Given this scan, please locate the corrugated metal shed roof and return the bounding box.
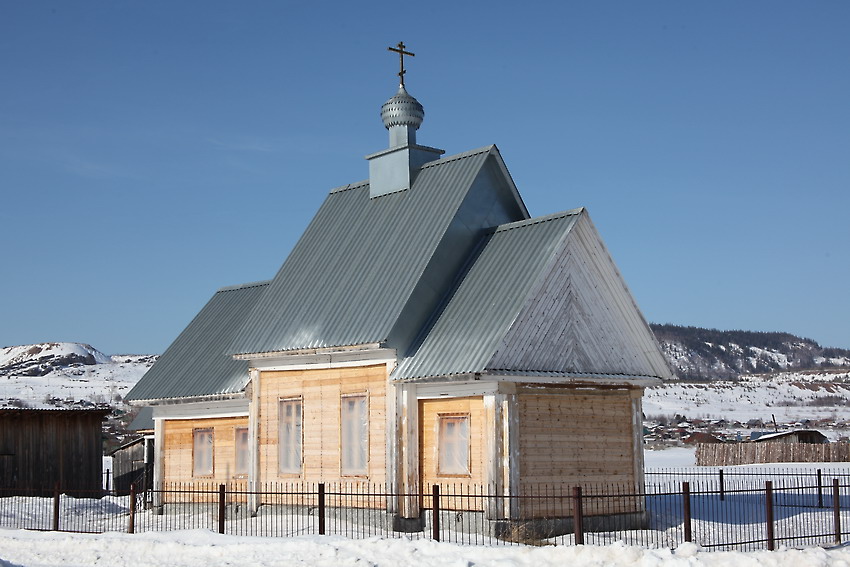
[125,281,269,403]
[228,146,522,357]
[393,210,582,380]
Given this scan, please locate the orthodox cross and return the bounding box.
[388,42,415,87]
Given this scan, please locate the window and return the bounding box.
[438,415,470,476]
[340,394,368,475]
[234,427,250,476]
[193,429,214,476]
[279,398,302,474]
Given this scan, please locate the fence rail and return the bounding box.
[1,475,849,551]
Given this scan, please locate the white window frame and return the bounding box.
[234,426,250,477]
[340,393,368,476]
[192,428,214,477]
[278,397,302,475]
[437,414,471,477]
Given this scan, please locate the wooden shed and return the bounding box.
[0,408,108,496]
[754,429,829,444]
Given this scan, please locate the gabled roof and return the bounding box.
[393,209,673,381]
[227,145,527,357]
[125,281,269,403]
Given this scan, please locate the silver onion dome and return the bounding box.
[380,85,424,130]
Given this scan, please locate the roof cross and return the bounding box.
[387,42,415,87]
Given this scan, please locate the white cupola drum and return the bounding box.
[366,42,444,198]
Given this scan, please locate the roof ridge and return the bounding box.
[493,207,584,233]
[329,180,369,194]
[216,280,272,293]
[420,145,495,169]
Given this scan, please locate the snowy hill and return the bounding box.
[0,342,156,409]
[651,324,850,381]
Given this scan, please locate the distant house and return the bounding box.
[753,430,829,444]
[0,408,108,495]
[684,432,722,444]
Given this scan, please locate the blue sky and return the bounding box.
[1,1,848,355]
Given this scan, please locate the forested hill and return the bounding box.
[650,324,850,381]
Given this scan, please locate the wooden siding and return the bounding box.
[419,396,485,510]
[0,410,105,495]
[517,387,641,517]
[489,212,671,379]
[161,415,249,501]
[257,364,388,487]
[697,441,850,466]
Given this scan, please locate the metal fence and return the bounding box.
[1,475,849,551]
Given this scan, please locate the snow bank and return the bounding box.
[0,529,848,567]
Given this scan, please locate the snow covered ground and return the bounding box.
[0,528,849,567]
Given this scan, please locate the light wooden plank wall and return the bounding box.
[517,387,640,517]
[419,396,486,511]
[161,416,249,502]
[258,364,388,488]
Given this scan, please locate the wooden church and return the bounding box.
[126,44,673,527]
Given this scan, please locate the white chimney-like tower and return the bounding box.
[366,46,444,198]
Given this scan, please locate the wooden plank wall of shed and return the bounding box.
[517,386,641,517]
[258,364,388,492]
[161,416,248,502]
[0,411,103,495]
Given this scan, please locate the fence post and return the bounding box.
[218,484,226,534]
[318,483,326,535]
[682,482,692,543]
[817,469,823,508]
[432,485,440,542]
[572,486,584,545]
[719,469,725,502]
[834,478,842,545]
[765,481,775,551]
[52,483,61,532]
[105,469,111,492]
[128,483,136,534]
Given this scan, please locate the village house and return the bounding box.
[126,46,673,528]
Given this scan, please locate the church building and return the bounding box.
[126,44,673,527]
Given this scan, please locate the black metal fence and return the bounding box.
[2,475,849,551]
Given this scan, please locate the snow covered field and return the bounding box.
[1,528,849,567]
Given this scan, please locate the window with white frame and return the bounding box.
[193,429,214,477]
[234,427,249,476]
[279,398,302,474]
[340,394,368,475]
[438,415,470,476]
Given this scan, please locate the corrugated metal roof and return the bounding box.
[228,146,526,357]
[125,281,270,403]
[393,210,582,380]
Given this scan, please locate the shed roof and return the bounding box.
[125,280,269,403]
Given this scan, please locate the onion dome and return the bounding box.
[380,85,424,130]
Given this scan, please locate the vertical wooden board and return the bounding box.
[516,388,640,517]
[256,363,388,489]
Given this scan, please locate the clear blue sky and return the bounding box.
[2,1,848,355]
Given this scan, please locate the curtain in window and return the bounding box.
[438,416,470,475]
[234,427,249,475]
[193,429,214,476]
[341,395,368,475]
[279,399,302,473]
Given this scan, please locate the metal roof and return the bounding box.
[393,210,582,380]
[125,281,270,403]
[228,145,527,357]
